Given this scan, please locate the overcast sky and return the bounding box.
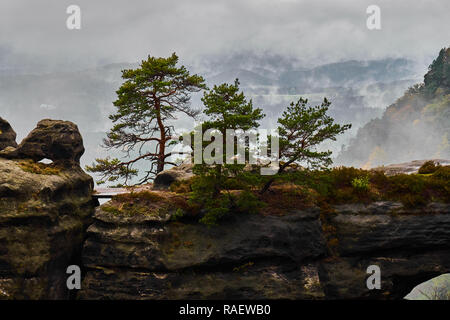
[0,0,449,71]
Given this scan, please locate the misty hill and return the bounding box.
[336,47,450,168]
[208,68,276,87]
[279,58,415,91]
[205,55,418,91]
[0,54,421,171]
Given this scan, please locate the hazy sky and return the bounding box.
[0,0,449,71]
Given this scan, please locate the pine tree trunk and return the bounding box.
[155,99,166,173]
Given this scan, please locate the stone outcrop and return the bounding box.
[319,202,450,299]
[79,206,327,299]
[79,200,450,300]
[0,119,85,166]
[0,117,17,151]
[153,163,194,190]
[0,158,96,299]
[0,118,95,299]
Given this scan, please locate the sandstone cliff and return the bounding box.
[79,196,450,299]
[0,119,96,299]
[79,200,326,299]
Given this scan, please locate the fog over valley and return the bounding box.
[0,0,448,176]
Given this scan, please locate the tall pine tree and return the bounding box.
[86,53,206,186]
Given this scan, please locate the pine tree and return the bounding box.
[86,53,206,186]
[260,97,351,194]
[191,79,265,225]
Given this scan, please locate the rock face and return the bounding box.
[0,119,85,166]
[0,158,96,299]
[319,202,450,299]
[0,118,95,299]
[0,117,17,150]
[79,207,327,299]
[79,200,450,300]
[153,163,194,190]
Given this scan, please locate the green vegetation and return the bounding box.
[351,175,370,192]
[169,178,194,193]
[260,97,351,193]
[102,190,200,219]
[337,47,450,167]
[172,166,449,214]
[97,165,449,228]
[186,81,350,224]
[190,79,265,225]
[423,48,450,98]
[89,49,450,227]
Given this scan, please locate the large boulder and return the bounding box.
[0,117,17,150]
[404,273,450,300]
[0,157,96,299]
[153,163,194,190]
[78,197,450,300]
[0,119,85,166]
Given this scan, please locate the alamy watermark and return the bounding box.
[366,265,381,290]
[171,125,280,175]
[66,5,81,30]
[366,5,381,30]
[66,265,81,290]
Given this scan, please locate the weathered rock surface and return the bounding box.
[79,207,327,299]
[319,202,450,299]
[79,200,450,300]
[79,263,324,299]
[0,119,85,166]
[0,157,96,299]
[319,250,450,299]
[404,273,450,300]
[153,163,194,190]
[0,117,17,151]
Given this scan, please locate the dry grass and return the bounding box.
[18,159,61,175]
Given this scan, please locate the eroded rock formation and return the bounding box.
[0,118,95,299]
[79,206,327,299]
[0,158,96,299]
[0,119,85,166]
[0,117,18,151]
[79,200,450,300]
